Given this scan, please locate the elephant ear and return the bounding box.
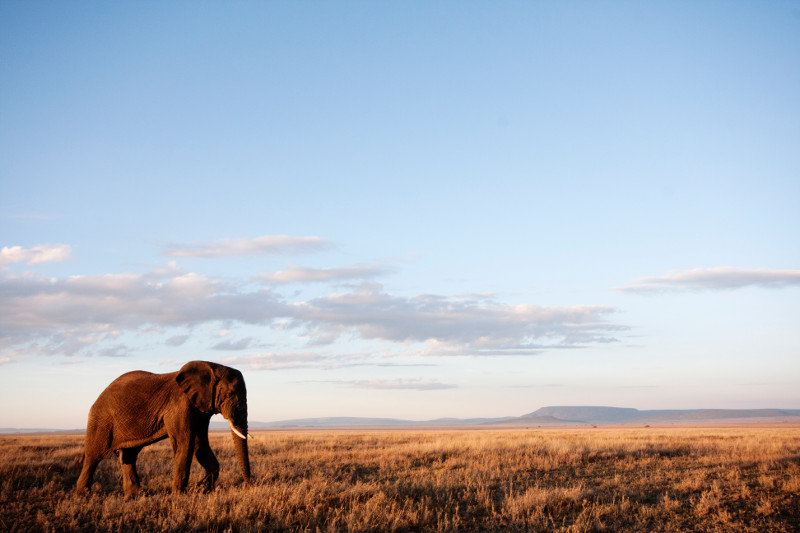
[176,361,216,413]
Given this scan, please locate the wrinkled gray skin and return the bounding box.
[76,361,251,497]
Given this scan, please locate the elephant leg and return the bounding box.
[119,447,143,498]
[193,435,220,492]
[171,437,194,493]
[76,451,103,494]
[77,419,111,494]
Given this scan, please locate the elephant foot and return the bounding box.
[195,472,217,493]
[123,485,142,499]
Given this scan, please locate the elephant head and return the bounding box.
[175,361,251,483]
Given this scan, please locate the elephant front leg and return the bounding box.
[76,453,102,494]
[171,438,194,493]
[118,447,143,498]
[77,425,110,494]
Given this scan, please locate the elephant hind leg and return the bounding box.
[119,446,143,498]
[194,437,220,492]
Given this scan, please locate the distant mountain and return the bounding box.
[511,406,800,426]
[624,409,800,425]
[490,415,587,427]
[0,428,83,434]
[225,408,800,429]
[523,406,654,424]
[210,416,515,429]
[7,407,800,433]
[252,417,418,428]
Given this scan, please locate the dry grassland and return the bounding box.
[2,426,799,532]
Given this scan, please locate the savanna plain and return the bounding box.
[2,426,799,532]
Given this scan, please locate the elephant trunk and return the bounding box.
[225,408,251,484]
[232,427,251,484]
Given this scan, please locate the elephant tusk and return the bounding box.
[228,420,247,440]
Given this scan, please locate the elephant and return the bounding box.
[76,361,251,497]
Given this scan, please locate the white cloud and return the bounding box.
[260,263,393,284]
[0,267,288,356]
[96,345,133,358]
[0,244,73,265]
[163,235,332,258]
[213,337,255,351]
[165,335,190,346]
[288,285,623,353]
[618,267,800,293]
[1,265,625,358]
[222,351,436,371]
[221,352,337,371]
[339,378,456,391]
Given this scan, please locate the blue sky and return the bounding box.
[1,2,799,428]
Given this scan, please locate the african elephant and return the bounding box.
[76,361,251,497]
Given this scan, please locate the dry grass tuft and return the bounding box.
[2,427,799,531]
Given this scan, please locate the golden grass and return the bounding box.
[2,426,799,531]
